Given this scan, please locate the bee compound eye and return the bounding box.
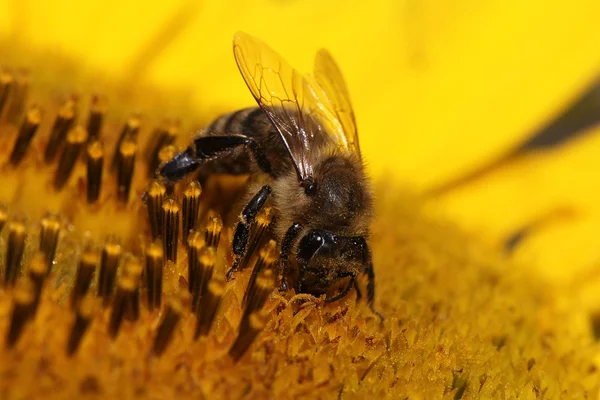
[297,231,324,262]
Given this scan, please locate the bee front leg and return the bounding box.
[357,239,383,321]
[280,222,303,291]
[364,256,384,322]
[226,184,272,280]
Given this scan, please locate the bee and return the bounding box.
[159,32,377,312]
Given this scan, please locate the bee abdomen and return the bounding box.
[206,108,259,136]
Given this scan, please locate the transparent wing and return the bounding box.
[313,49,361,158]
[233,32,338,181]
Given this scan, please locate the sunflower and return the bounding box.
[0,0,599,398]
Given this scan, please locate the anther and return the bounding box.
[5,219,27,288]
[243,240,278,308]
[182,181,202,244]
[86,95,106,141]
[146,120,179,176]
[116,139,137,203]
[152,293,188,357]
[194,277,225,339]
[205,212,223,249]
[71,249,99,310]
[111,116,140,171]
[146,180,166,240]
[54,125,88,190]
[109,271,139,339]
[122,257,143,321]
[44,98,77,163]
[0,72,14,117]
[9,105,41,166]
[27,252,48,315]
[239,207,273,270]
[186,230,205,293]
[157,145,176,169]
[86,140,104,204]
[191,247,216,315]
[228,311,268,362]
[243,268,275,318]
[5,69,29,124]
[98,237,121,306]
[67,295,96,356]
[6,278,36,348]
[39,212,61,272]
[0,204,7,233]
[161,197,180,262]
[145,241,164,312]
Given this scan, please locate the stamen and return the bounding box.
[111,116,140,171]
[9,105,42,166]
[191,247,216,315]
[66,295,96,356]
[5,219,27,288]
[205,212,223,249]
[39,212,61,272]
[243,268,275,317]
[5,69,30,124]
[0,203,7,233]
[161,196,180,262]
[145,241,164,312]
[54,125,88,190]
[146,180,166,240]
[6,278,36,348]
[71,249,99,310]
[238,207,273,270]
[122,257,143,322]
[152,293,188,357]
[0,72,14,118]
[86,95,106,141]
[86,140,104,204]
[228,311,268,362]
[243,240,277,308]
[98,237,121,306]
[146,120,179,177]
[194,276,225,339]
[182,181,202,243]
[27,251,48,315]
[44,98,77,163]
[157,145,176,168]
[116,139,137,203]
[108,259,141,339]
[186,230,205,293]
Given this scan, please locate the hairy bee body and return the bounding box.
[158,32,379,311]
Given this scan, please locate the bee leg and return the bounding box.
[279,222,303,291]
[158,147,202,183]
[364,259,384,322]
[324,272,356,303]
[193,135,273,175]
[226,184,272,280]
[156,135,273,188]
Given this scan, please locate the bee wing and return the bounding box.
[233,32,337,181]
[312,49,361,158]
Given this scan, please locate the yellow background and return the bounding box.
[2,0,600,282]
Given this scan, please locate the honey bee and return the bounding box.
[159,32,377,312]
